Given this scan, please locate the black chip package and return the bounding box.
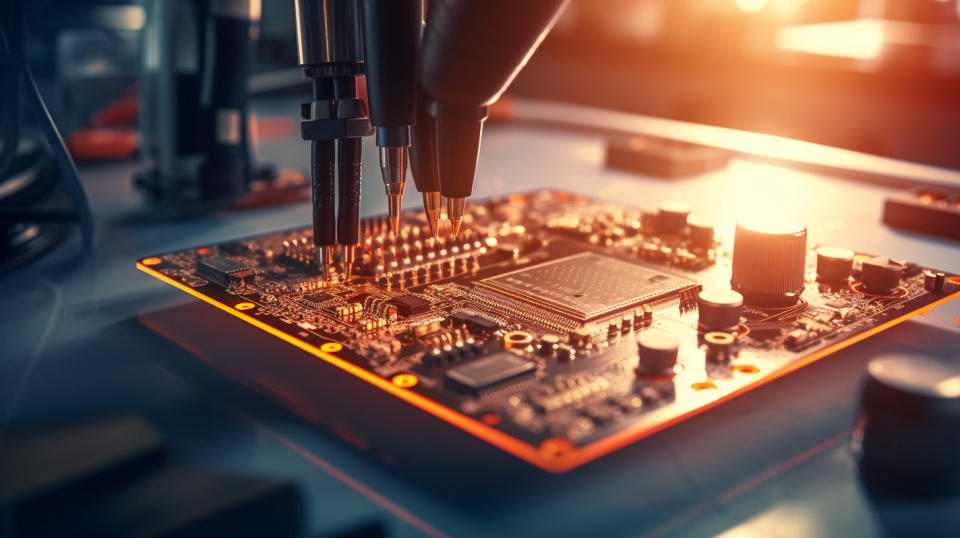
[390,294,430,316]
[445,352,536,394]
[196,255,254,286]
[302,292,334,308]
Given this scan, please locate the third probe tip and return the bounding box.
[447,196,465,239]
[422,191,441,240]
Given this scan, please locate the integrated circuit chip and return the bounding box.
[478,252,695,321]
[301,292,334,308]
[196,255,254,287]
[390,294,430,317]
[445,352,536,394]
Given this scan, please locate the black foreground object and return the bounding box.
[854,356,960,497]
[1,414,304,538]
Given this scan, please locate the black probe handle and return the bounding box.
[311,139,337,247]
[360,0,421,132]
[337,137,363,246]
[409,87,441,194]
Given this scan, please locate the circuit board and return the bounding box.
[137,190,960,472]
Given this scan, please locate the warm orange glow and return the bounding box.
[142,257,163,266]
[138,261,960,473]
[320,342,343,353]
[391,374,418,388]
[736,0,767,14]
[197,247,211,255]
[504,330,534,349]
[734,364,761,374]
[234,302,256,310]
[691,381,719,391]
[539,438,575,460]
[777,20,885,61]
[481,413,501,426]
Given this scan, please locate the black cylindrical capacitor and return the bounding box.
[698,289,744,331]
[855,356,960,496]
[816,246,855,283]
[924,270,947,292]
[861,257,904,294]
[636,329,679,376]
[687,215,715,249]
[656,201,691,235]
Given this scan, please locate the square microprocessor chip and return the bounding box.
[445,352,536,394]
[478,252,694,321]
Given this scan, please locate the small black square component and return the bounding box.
[301,292,334,308]
[196,255,254,286]
[445,353,536,394]
[390,294,430,316]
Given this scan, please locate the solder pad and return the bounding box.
[478,252,695,321]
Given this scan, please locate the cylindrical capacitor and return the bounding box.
[924,270,946,292]
[697,289,744,331]
[636,329,679,376]
[816,246,855,284]
[861,257,904,295]
[855,355,960,495]
[687,215,715,249]
[539,333,560,355]
[731,221,807,307]
[656,201,691,235]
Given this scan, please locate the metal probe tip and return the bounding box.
[447,196,466,239]
[315,246,334,280]
[342,244,357,281]
[387,195,402,237]
[380,146,407,237]
[422,191,441,239]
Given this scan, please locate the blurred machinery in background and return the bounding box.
[134,0,263,213]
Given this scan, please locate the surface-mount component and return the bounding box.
[390,294,431,316]
[656,201,691,234]
[196,255,254,287]
[445,353,536,395]
[731,221,807,306]
[687,216,715,249]
[479,252,695,322]
[861,257,904,295]
[816,246,854,284]
[697,289,744,331]
[636,329,679,375]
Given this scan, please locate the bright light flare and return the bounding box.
[777,20,885,60]
[736,0,768,13]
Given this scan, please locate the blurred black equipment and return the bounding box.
[294,0,372,280]
[0,0,93,275]
[360,0,421,237]
[418,0,569,237]
[135,0,264,214]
